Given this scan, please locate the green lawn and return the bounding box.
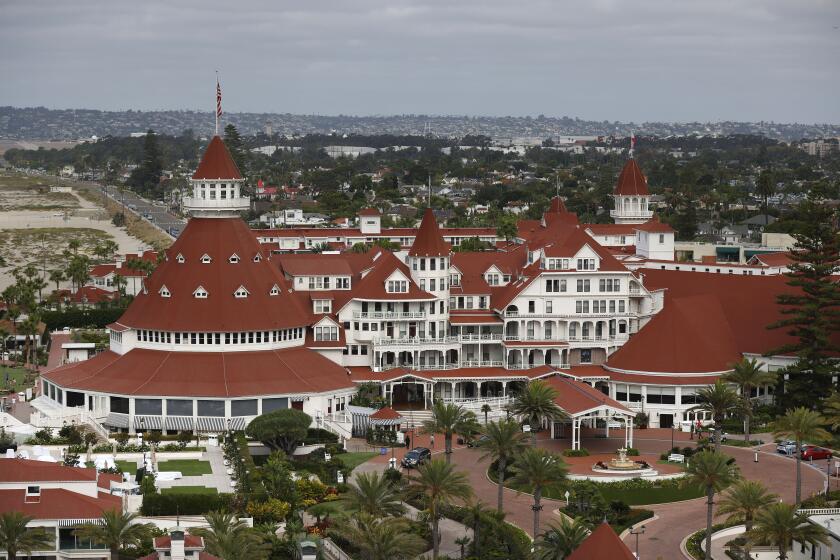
[597,485,704,505]
[161,486,217,495]
[156,459,212,476]
[116,460,138,474]
[1,366,34,392]
[338,452,377,471]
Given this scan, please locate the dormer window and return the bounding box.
[194,286,208,299]
[159,285,171,298]
[576,258,596,271]
[25,485,40,503]
[387,280,408,293]
[270,284,280,296]
[234,286,250,298]
[314,299,331,313]
[253,254,262,263]
[229,254,240,264]
[201,254,212,264]
[176,254,185,264]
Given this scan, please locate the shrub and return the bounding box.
[41,307,127,330]
[141,492,231,515]
[114,432,130,447]
[624,447,640,456]
[304,428,339,445]
[246,498,291,524]
[562,448,590,457]
[296,477,328,503]
[246,409,312,455]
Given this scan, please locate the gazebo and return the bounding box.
[545,375,636,450]
[369,406,403,431]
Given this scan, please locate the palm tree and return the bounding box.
[48,268,65,293]
[717,480,777,559]
[748,502,829,560]
[509,448,568,538]
[683,450,739,560]
[454,535,470,560]
[192,511,269,560]
[333,513,426,560]
[477,418,528,512]
[772,407,831,504]
[481,403,492,424]
[421,400,475,464]
[722,358,777,443]
[534,516,591,560]
[460,500,491,558]
[508,380,567,445]
[409,459,474,559]
[0,512,54,559]
[692,380,740,452]
[74,509,156,560]
[343,470,405,517]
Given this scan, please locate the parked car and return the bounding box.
[801,446,833,461]
[401,447,431,468]
[467,434,490,448]
[776,440,797,454]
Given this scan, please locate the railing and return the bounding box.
[353,311,426,320]
[610,209,653,218]
[460,360,504,368]
[316,413,352,441]
[373,336,460,346]
[798,508,840,515]
[322,538,353,560]
[31,406,110,439]
[182,196,250,208]
[629,286,642,295]
[458,334,504,342]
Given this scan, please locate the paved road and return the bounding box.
[98,184,186,237]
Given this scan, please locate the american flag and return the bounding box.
[216,78,222,119]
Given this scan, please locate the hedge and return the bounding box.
[304,428,339,445]
[41,307,127,330]
[141,492,232,515]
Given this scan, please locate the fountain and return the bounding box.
[591,448,655,475]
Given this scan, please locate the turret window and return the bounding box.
[229,254,240,263]
[176,254,185,264]
[234,286,250,298]
[159,285,171,298]
[194,286,208,298]
[253,254,262,263]
[270,284,280,296]
[201,254,212,264]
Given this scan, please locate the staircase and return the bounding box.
[396,408,433,430]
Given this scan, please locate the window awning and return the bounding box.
[165,416,195,431]
[195,417,226,432]
[134,416,162,430]
[105,413,129,428]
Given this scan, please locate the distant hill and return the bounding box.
[1,106,838,142]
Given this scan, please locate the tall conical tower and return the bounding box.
[610,159,653,224]
[408,208,451,339]
[182,136,250,218]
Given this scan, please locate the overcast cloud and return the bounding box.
[1,0,838,122]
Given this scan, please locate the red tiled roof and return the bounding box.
[117,218,310,331]
[584,223,639,236]
[154,535,205,549]
[635,215,674,233]
[605,368,721,386]
[608,294,741,374]
[750,251,793,267]
[358,208,381,217]
[0,488,121,521]
[567,522,635,560]
[614,159,650,196]
[275,252,372,277]
[43,346,355,397]
[370,406,402,420]
[0,459,98,482]
[545,376,632,415]
[408,208,451,257]
[547,196,567,213]
[192,136,242,180]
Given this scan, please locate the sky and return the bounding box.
[1,0,838,123]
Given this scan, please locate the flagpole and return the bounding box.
[215,71,220,137]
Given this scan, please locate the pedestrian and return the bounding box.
[690,422,694,440]
[430,434,435,448]
[405,435,411,449]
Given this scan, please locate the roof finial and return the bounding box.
[215,71,222,137]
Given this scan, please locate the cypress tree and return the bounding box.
[224,123,247,175]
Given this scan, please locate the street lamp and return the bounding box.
[629,525,645,558]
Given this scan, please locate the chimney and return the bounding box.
[169,527,185,560]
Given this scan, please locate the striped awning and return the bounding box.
[370,418,402,426]
[228,417,247,431]
[58,518,103,527]
[165,416,195,431]
[105,413,129,428]
[134,416,163,430]
[195,417,226,432]
[290,395,308,402]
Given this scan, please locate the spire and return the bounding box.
[548,196,567,214]
[408,208,450,257]
[614,159,649,196]
[192,136,242,180]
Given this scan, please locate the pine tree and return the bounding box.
[768,197,840,407]
[128,129,163,196]
[224,124,247,175]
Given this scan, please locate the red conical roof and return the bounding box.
[567,522,635,560]
[548,196,567,213]
[192,136,242,180]
[408,208,451,257]
[614,159,649,196]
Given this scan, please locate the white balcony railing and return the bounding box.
[353,311,426,320]
[610,209,653,218]
[459,334,504,342]
[373,336,461,347]
[182,197,250,209]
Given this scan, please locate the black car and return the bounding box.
[401,447,432,468]
[467,434,490,448]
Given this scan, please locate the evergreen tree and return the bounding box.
[224,124,247,175]
[768,197,840,406]
[128,129,163,197]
